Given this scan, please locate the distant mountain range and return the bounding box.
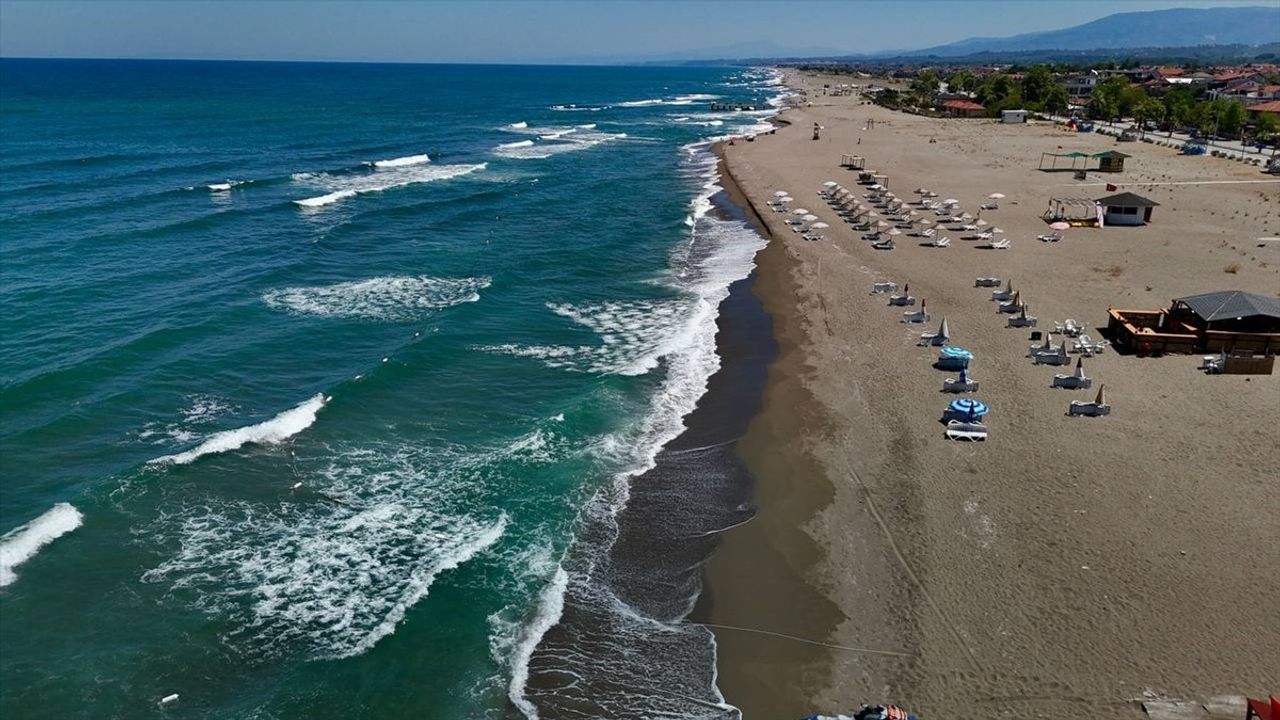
[905,6,1279,58]
[670,6,1280,66]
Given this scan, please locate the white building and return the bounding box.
[1001,109,1029,124]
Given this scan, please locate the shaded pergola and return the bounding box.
[1039,150,1131,173]
[1043,197,1099,224]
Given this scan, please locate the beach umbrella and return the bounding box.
[774,190,789,197]
[943,198,959,205]
[811,222,829,229]
[888,228,902,235]
[988,192,1006,199]
[1049,221,1070,230]
[1010,290,1021,306]
[940,346,971,364]
[957,367,971,384]
[1073,357,1086,378]
[992,227,1004,234]
[1059,340,1069,356]
[935,317,951,340]
[1041,332,1053,350]
[803,214,819,222]
[948,398,988,418]
[793,208,810,215]
[976,219,989,227]
[780,196,794,203]
[924,191,938,198]
[1004,278,1013,292]
[823,180,838,187]
[876,220,890,228]
[920,219,933,226]
[914,187,927,194]
[1094,384,1107,405]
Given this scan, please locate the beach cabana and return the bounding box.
[1043,197,1100,226]
[1093,150,1130,173]
[1037,150,1131,173]
[1096,192,1158,226]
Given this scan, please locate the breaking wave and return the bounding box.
[0,503,83,588]
[149,394,326,465]
[292,162,486,208]
[261,275,489,321]
[368,153,432,168]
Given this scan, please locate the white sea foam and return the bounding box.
[292,162,486,208]
[616,98,665,107]
[507,563,569,719]
[369,153,432,168]
[0,503,83,588]
[149,394,326,465]
[492,131,628,161]
[142,432,552,658]
[207,180,248,192]
[508,121,529,129]
[137,395,236,446]
[550,104,607,112]
[262,275,489,321]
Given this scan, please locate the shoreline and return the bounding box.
[708,67,1279,719]
[702,134,910,717]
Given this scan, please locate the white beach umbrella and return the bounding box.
[780,196,794,203]
[943,198,959,205]
[803,214,819,222]
[823,180,838,187]
[793,208,810,215]
[869,184,884,190]
[887,228,903,236]
[961,212,974,220]
[988,192,1006,199]
[774,190,789,197]
[977,219,989,227]
[811,222,830,229]
[913,187,927,194]
[876,220,890,228]
[920,219,933,226]
[992,227,1005,234]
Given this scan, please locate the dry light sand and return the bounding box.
[704,70,1280,720]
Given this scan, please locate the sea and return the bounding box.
[0,59,787,719]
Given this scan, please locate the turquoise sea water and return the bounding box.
[0,60,783,718]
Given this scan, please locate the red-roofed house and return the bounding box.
[939,99,986,118]
[1248,100,1280,120]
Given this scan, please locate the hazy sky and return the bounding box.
[0,0,1265,64]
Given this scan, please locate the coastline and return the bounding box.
[701,139,910,717]
[708,67,1279,719]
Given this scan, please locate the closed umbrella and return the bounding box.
[1073,357,1086,378]
[1094,384,1107,405]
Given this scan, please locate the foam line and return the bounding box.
[149,394,326,465]
[0,503,83,588]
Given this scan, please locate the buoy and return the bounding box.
[160,693,179,705]
[382,357,388,363]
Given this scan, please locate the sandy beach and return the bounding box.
[707,70,1280,719]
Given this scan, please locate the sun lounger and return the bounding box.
[1037,232,1062,242]
[926,236,950,248]
[1052,372,1092,389]
[974,277,1001,287]
[981,201,999,210]
[944,420,988,441]
[871,281,897,294]
[986,239,1011,249]
[872,239,895,250]
[1068,401,1111,416]
[902,305,929,323]
[942,376,979,393]
[887,294,915,306]
[1006,313,1037,327]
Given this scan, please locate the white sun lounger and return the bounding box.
[1052,373,1093,389]
[1068,401,1111,416]
[987,239,1011,249]
[1037,232,1062,242]
[945,420,988,441]
[942,376,979,393]
[974,277,1001,287]
[871,281,898,294]
[1007,313,1037,327]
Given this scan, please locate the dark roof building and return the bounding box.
[1172,291,1280,327]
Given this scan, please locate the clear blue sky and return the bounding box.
[0,0,1262,64]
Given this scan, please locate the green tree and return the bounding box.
[976,74,1014,106]
[946,70,977,94]
[1256,112,1280,141]
[1042,84,1071,115]
[910,70,940,107]
[1021,65,1055,108]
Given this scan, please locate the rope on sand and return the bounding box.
[690,622,913,658]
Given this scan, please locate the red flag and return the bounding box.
[1106,183,1117,191]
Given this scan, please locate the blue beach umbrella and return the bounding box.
[948,398,989,419]
[940,347,973,361]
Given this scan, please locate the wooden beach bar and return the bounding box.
[1108,290,1280,359]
